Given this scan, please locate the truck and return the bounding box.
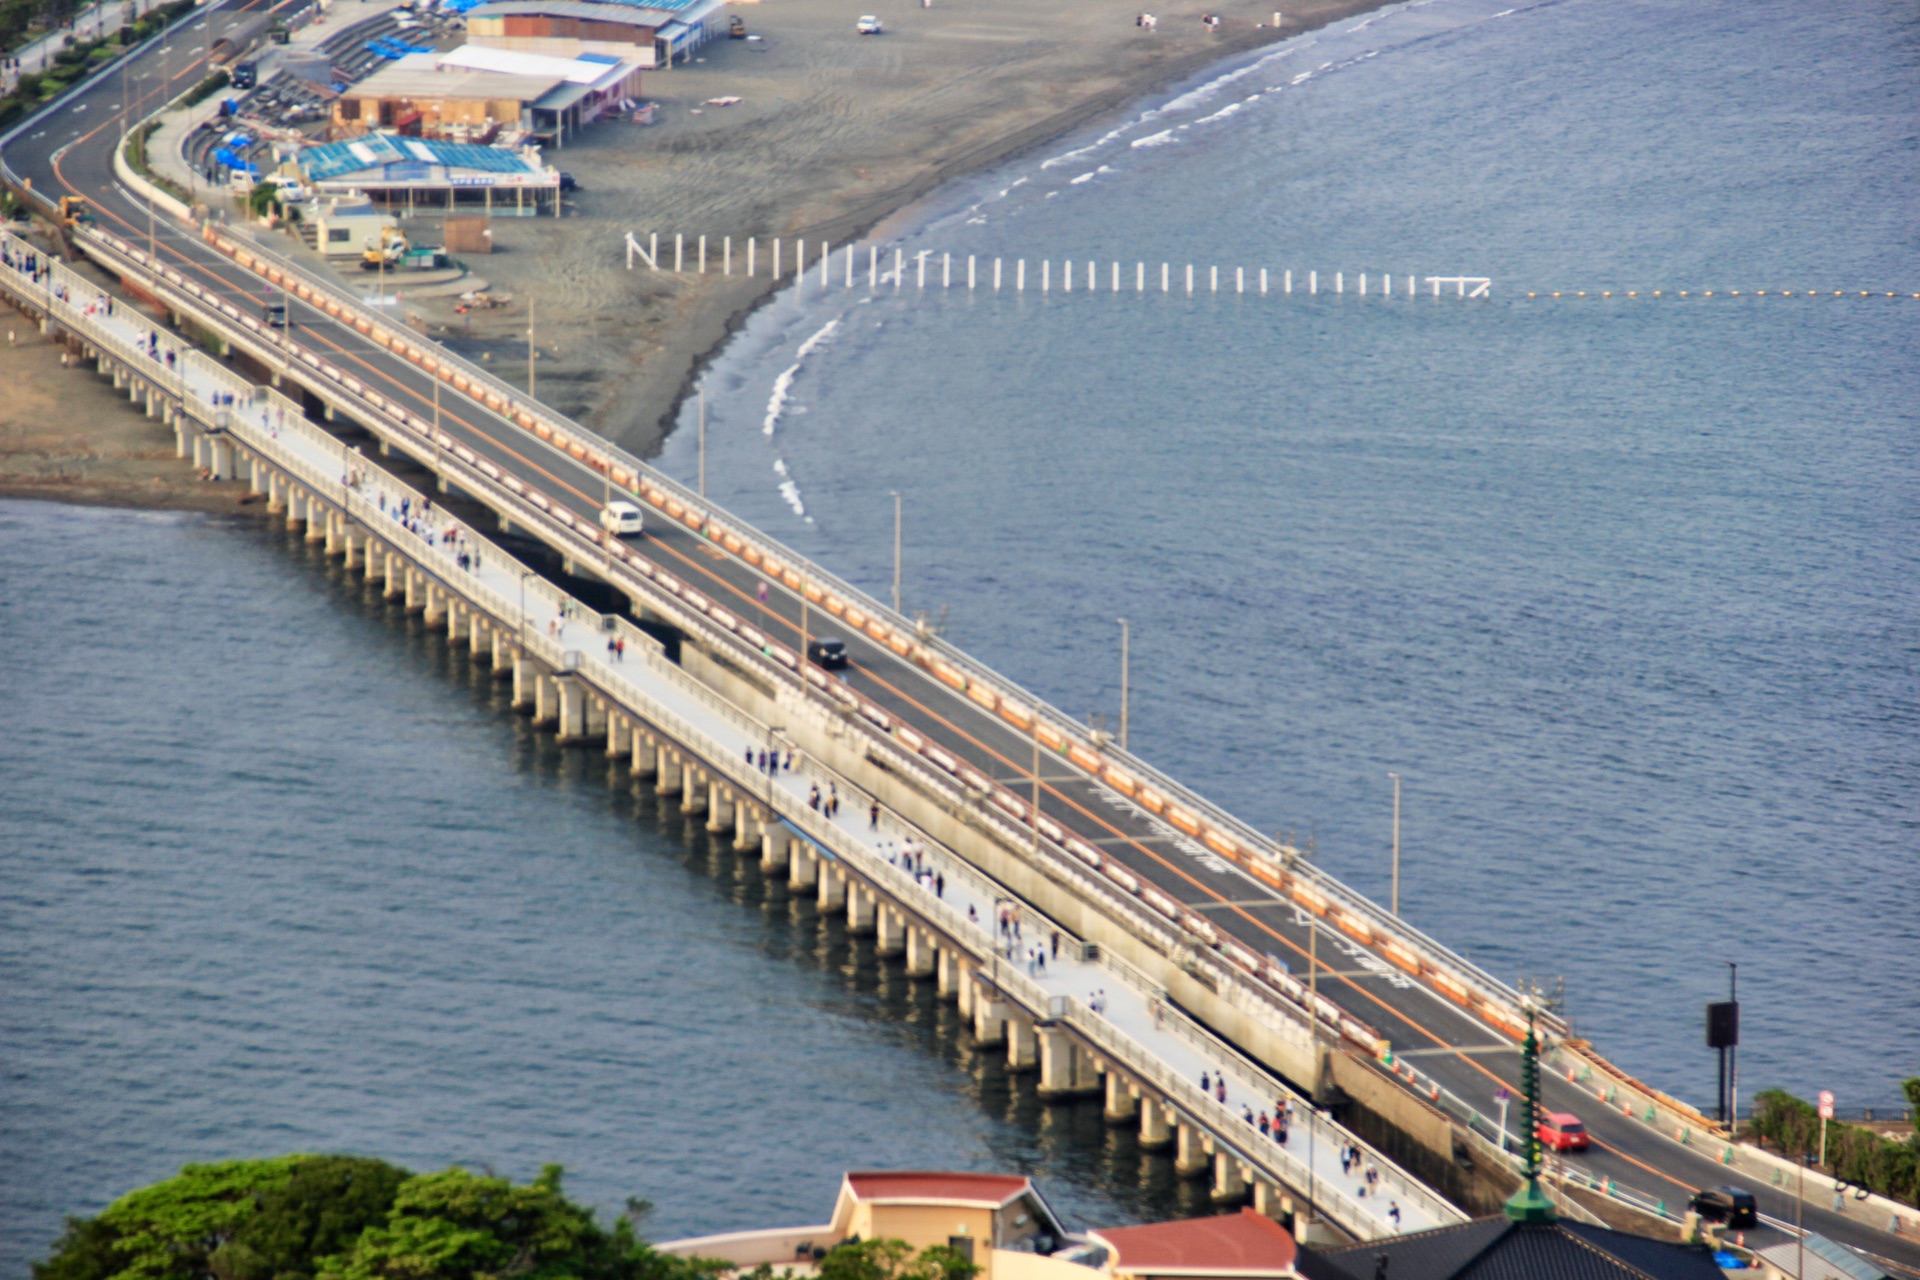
[230,60,258,90]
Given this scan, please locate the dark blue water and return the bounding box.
[0,500,1215,1277]
[661,0,1920,1113]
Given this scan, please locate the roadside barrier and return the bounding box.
[1524,288,1916,301]
[625,230,1491,301]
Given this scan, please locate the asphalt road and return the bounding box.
[7,23,1916,1275]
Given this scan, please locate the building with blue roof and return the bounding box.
[298,134,561,217]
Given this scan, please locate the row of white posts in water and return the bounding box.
[624,232,1492,299]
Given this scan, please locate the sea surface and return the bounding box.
[0,501,1207,1275]
[659,0,1919,1111]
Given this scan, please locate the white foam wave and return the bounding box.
[761,318,839,439]
[772,458,811,522]
[1132,129,1177,149]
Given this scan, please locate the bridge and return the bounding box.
[5,7,1918,1273]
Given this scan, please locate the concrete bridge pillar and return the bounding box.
[1140,1100,1173,1151]
[302,495,325,541]
[248,455,265,493]
[404,567,424,613]
[379,551,399,599]
[816,861,846,910]
[875,904,906,958]
[904,925,935,978]
[679,764,706,815]
[469,611,488,656]
[734,801,760,852]
[654,749,682,795]
[532,672,559,728]
[1211,1154,1248,1205]
[584,696,607,739]
[174,416,194,460]
[554,679,588,743]
[630,732,656,778]
[971,981,1006,1046]
[423,582,447,628]
[446,600,466,645]
[1106,1072,1141,1125]
[289,487,311,532]
[1175,1121,1211,1178]
[144,387,156,418]
[759,831,787,876]
[1006,1013,1038,1073]
[936,947,963,1001]
[1038,1029,1076,1097]
[707,783,735,833]
[846,881,876,935]
[1252,1181,1291,1223]
[786,840,816,891]
[606,714,630,759]
[192,432,212,471]
[512,655,536,710]
[345,528,366,572]
[491,629,512,675]
[212,437,236,481]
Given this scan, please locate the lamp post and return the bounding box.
[697,380,706,498]
[1727,962,1739,1137]
[764,723,786,811]
[1117,617,1130,750]
[526,295,536,400]
[891,490,902,615]
[1389,771,1401,917]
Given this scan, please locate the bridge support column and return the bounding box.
[345,528,367,572]
[655,749,681,795]
[1006,1013,1037,1073]
[423,582,447,628]
[816,861,846,910]
[192,431,211,471]
[875,903,905,958]
[606,714,630,759]
[846,881,876,935]
[1037,1029,1077,1097]
[1252,1181,1291,1223]
[630,732,656,778]
[491,629,512,676]
[554,678,588,742]
[1106,1073,1140,1125]
[469,612,489,657]
[404,567,424,613]
[512,656,536,710]
[175,416,195,460]
[1174,1121,1210,1177]
[532,672,559,728]
[705,782,733,833]
[1140,1100,1173,1151]
[214,437,237,481]
[734,801,760,852]
[446,600,466,645]
[971,981,1005,1045]
[583,696,607,738]
[904,925,935,978]
[787,841,816,892]
[936,948,963,1001]
[679,765,706,815]
[1211,1154,1248,1205]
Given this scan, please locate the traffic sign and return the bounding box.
[1496,1087,1512,1103]
[1818,1091,1835,1119]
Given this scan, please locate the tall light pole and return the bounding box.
[697,381,706,498]
[891,490,901,615]
[526,296,536,400]
[1117,617,1130,750]
[1727,962,1739,1138]
[1389,771,1401,916]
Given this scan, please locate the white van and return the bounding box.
[599,500,645,536]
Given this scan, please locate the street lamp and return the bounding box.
[1117,617,1130,750]
[697,381,706,498]
[891,490,902,615]
[1389,772,1401,917]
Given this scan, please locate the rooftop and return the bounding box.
[1089,1209,1299,1277]
[1297,1218,1726,1280]
[842,1172,1035,1208]
[302,135,547,181]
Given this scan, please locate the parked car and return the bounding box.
[1688,1186,1758,1229]
[598,500,645,536]
[1536,1111,1589,1152]
[856,14,883,34]
[807,637,849,669]
[262,300,287,328]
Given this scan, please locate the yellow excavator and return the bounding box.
[59,196,93,227]
[361,225,407,270]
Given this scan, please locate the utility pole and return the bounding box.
[526,296,535,400]
[1389,771,1401,916]
[697,381,706,498]
[1117,617,1130,750]
[1031,721,1042,861]
[891,490,902,615]
[1728,962,1739,1137]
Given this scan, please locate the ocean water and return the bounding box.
[660,0,1920,1110]
[0,501,1212,1276]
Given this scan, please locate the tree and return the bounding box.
[209,1156,411,1280]
[1904,1078,1920,1138]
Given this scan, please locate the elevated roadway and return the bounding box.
[6,20,1917,1276]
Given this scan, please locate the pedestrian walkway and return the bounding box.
[1,229,1459,1243]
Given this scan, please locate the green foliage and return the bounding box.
[1904,1079,1920,1137]
[178,69,229,109]
[37,1157,721,1280]
[817,1240,980,1280]
[1751,1089,1920,1209]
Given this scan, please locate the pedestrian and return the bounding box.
[869,801,880,830]
[934,871,944,898]
[1388,1202,1401,1228]
[1216,1078,1226,1104]
[1050,930,1060,959]
[1259,1112,1271,1138]
[808,783,821,810]
[1200,1071,1210,1094]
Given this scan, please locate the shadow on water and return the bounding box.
[265,519,1225,1228]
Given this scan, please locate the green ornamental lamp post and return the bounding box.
[1504,1003,1558,1224]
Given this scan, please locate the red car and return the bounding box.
[1537,1111,1590,1152]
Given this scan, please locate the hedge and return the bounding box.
[1750,1087,1920,1209]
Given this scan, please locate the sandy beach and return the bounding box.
[2,0,1396,502]
[403,0,1400,454]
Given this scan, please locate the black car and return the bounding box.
[806,637,849,670]
[1688,1185,1757,1228]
